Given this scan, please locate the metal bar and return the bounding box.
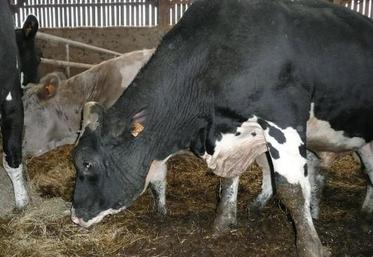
[65,44,70,77]
[41,58,93,69]
[37,32,123,56]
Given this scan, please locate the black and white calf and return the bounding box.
[71,0,373,256]
[0,2,39,209]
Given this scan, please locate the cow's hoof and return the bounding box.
[355,212,373,233]
[361,205,373,217]
[310,207,320,220]
[248,203,264,219]
[297,237,326,257]
[15,194,30,210]
[155,205,167,217]
[213,217,237,234]
[322,246,332,257]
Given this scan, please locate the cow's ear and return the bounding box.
[131,110,146,137]
[22,15,39,38]
[82,102,104,133]
[38,76,59,99]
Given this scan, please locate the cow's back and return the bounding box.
[171,0,373,141]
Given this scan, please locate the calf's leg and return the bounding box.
[251,151,324,220]
[262,121,324,257]
[1,86,29,209]
[357,142,373,214]
[307,151,324,220]
[250,153,273,213]
[214,176,239,232]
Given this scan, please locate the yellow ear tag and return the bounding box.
[131,122,144,137]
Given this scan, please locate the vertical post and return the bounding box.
[65,44,71,78]
[158,0,170,27]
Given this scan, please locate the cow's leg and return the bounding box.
[148,160,167,215]
[262,121,324,257]
[214,176,239,232]
[307,151,325,220]
[250,153,273,213]
[250,151,325,220]
[1,87,29,209]
[357,142,373,214]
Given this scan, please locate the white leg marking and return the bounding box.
[357,142,373,213]
[3,154,29,209]
[20,72,24,86]
[6,92,12,101]
[147,160,168,215]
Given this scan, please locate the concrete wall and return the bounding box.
[37,26,170,77]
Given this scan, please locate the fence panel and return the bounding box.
[169,0,189,26]
[343,0,372,18]
[13,0,160,28]
[12,0,372,29]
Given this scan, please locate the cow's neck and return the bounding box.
[107,45,212,161]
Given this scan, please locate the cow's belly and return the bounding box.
[306,117,366,152]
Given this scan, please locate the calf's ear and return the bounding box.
[131,110,146,137]
[37,75,59,99]
[82,102,105,133]
[22,15,39,38]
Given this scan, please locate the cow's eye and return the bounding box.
[83,161,92,169]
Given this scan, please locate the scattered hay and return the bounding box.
[0,146,370,257]
[26,145,76,201]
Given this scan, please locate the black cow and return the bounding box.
[1,1,39,209]
[15,14,41,86]
[72,0,373,256]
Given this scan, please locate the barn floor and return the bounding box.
[0,145,372,257]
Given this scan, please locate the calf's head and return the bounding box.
[15,15,41,85]
[72,102,151,227]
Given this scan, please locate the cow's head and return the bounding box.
[15,15,41,85]
[71,102,153,227]
[23,72,70,156]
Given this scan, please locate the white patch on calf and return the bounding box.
[261,120,307,185]
[71,206,126,228]
[203,121,267,177]
[6,92,12,101]
[3,154,29,209]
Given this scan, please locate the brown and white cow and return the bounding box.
[23,49,155,157]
